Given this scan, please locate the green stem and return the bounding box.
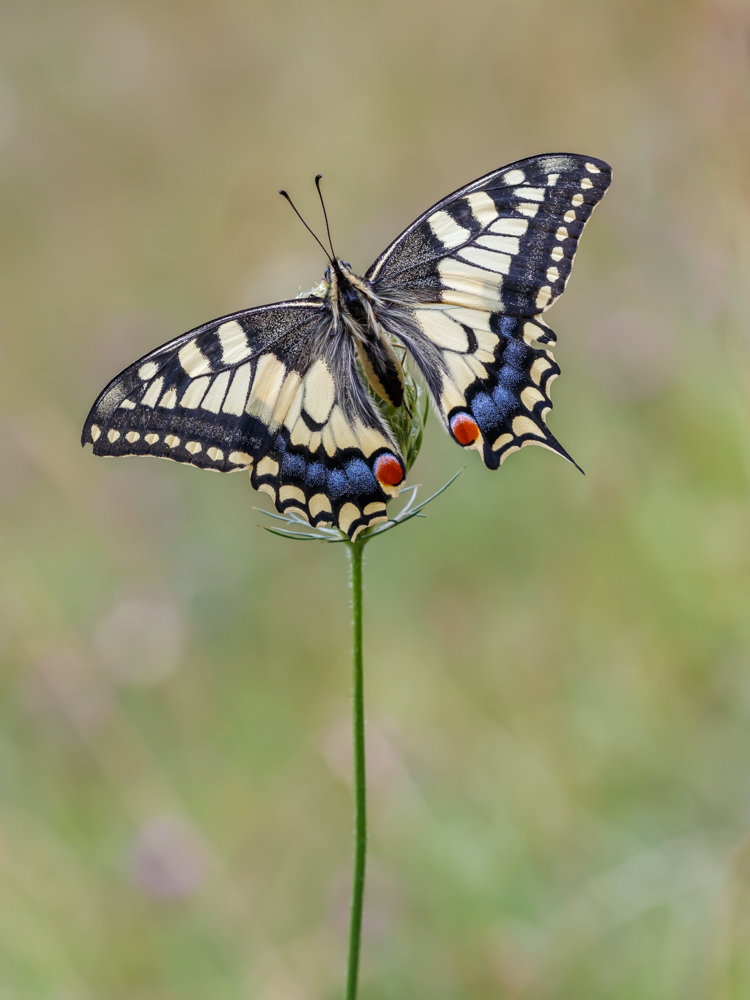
[345,538,367,1000]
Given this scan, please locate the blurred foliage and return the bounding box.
[1,0,750,997]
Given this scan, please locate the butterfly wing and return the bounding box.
[367,152,611,317]
[366,152,611,467]
[83,298,404,538]
[384,305,568,469]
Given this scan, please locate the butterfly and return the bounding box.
[83,153,612,539]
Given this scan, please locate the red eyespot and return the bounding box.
[450,413,480,446]
[374,453,404,487]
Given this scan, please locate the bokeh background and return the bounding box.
[1,1,750,997]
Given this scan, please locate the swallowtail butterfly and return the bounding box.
[83,153,612,539]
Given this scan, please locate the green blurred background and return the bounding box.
[1,1,750,997]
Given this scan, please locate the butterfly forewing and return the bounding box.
[367,153,611,317]
[83,299,328,472]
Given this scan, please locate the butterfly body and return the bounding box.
[324,261,406,409]
[83,153,612,538]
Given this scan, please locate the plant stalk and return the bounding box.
[345,538,367,1000]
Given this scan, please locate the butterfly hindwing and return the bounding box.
[367,153,611,317]
[83,298,405,538]
[249,333,404,538]
[384,305,569,469]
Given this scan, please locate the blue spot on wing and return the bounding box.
[345,458,378,496]
[469,392,500,434]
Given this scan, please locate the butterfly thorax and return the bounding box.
[327,260,405,409]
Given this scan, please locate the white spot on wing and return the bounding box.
[492,432,513,451]
[571,193,584,207]
[321,424,337,456]
[580,177,593,190]
[512,416,542,437]
[120,399,136,410]
[126,431,140,443]
[223,362,253,415]
[465,191,497,227]
[546,266,560,282]
[585,162,601,173]
[353,421,389,458]
[290,416,312,449]
[302,359,336,423]
[515,186,545,202]
[107,429,120,443]
[257,456,279,477]
[457,246,512,274]
[438,258,503,310]
[338,503,361,535]
[178,340,212,378]
[201,371,231,413]
[91,425,101,442]
[521,386,545,410]
[414,308,469,352]
[517,203,540,218]
[158,388,178,409]
[207,446,224,462]
[502,169,525,185]
[228,451,252,466]
[245,355,285,418]
[217,320,252,365]
[145,433,159,445]
[185,441,202,454]
[310,494,332,517]
[164,435,180,448]
[555,227,569,241]
[363,502,386,517]
[138,362,158,380]
[564,210,576,223]
[141,378,164,408]
[280,485,305,504]
[547,173,559,186]
[428,210,470,249]
[489,217,528,237]
[476,234,520,255]
[464,354,487,379]
[329,406,359,450]
[446,354,478,393]
[272,371,302,424]
[180,377,210,409]
[530,358,552,383]
[550,246,564,262]
[535,286,553,310]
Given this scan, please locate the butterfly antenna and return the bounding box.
[279,189,332,262]
[315,174,337,260]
